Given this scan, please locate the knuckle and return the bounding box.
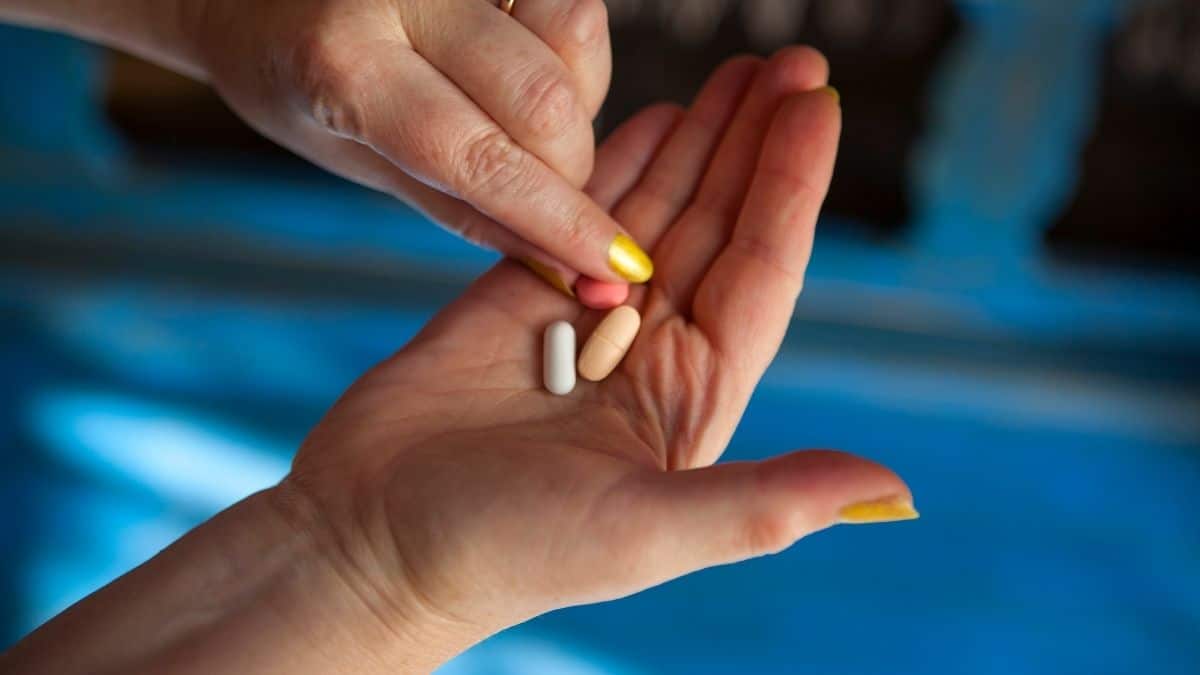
[741,510,795,557]
[561,0,609,49]
[456,129,535,199]
[692,184,748,227]
[413,126,458,185]
[552,204,594,251]
[731,233,805,290]
[513,65,580,140]
[290,33,369,139]
[455,218,494,249]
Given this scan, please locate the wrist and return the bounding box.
[138,479,488,674]
[252,479,491,673]
[4,480,484,674]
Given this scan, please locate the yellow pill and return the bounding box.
[578,305,641,382]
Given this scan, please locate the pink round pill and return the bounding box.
[575,277,630,309]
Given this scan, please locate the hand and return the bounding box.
[0,48,917,675]
[192,0,651,289]
[287,47,916,666]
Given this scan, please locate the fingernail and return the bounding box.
[521,257,575,298]
[818,85,840,105]
[838,496,919,525]
[608,233,654,283]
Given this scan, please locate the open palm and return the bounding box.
[288,49,914,647]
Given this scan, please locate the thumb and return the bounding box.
[617,451,917,589]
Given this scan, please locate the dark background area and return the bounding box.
[101,0,1200,266]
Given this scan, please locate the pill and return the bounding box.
[575,277,630,310]
[543,320,577,395]
[578,305,641,382]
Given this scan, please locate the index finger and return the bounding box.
[342,48,653,284]
[693,88,841,373]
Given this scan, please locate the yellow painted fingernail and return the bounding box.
[838,496,919,525]
[608,233,654,283]
[819,85,840,105]
[520,257,574,298]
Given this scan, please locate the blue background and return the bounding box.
[2,1,1198,673]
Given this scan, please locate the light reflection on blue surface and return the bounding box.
[37,285,420,403]
[439,635,639,675]
[29,389,290,511]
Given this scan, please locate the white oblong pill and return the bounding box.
[543,320,577,395]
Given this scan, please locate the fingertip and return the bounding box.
[607,232,655,284]
[575,277,630,309]
[768,45,825,79]
[712,53,766,83]
[637,102,687,129]
[766,45,830,89]
[772,87,844,139]
[693,55,762,109]
[757,450,914,536]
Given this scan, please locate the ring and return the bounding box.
[498,0,516,14]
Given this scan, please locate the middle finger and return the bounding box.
[510,0,613,118]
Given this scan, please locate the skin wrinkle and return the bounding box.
[373,431,644,626]
[642,264,691,317]
[656,327,716,471]
[629,378,672,471]
[396,4,590,190]
[675,333,719,469]
[612,366,672,471]
[378,501,481,634]
[635,326,683,466]
[539,460,621,583]
[373,436,495,629]
[552,467,649,603]
[569,404,662,468]
[263,483,419,669]
[358,358,587,449]
[689,186,751,240]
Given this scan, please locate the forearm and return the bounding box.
[0,0,207,79]
[1,482,479,674]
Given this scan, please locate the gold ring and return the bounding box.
[499,0,516,14]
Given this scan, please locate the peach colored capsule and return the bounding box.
[578,305,641,382]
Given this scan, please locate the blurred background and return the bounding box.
[2,0,1199,672]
